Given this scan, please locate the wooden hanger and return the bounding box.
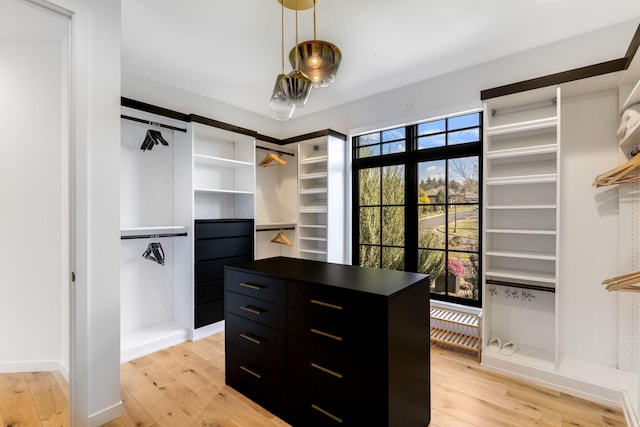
[270,232,293,246]
[602,270,640,291]
[592,153,640,187]
[258,152,287,167]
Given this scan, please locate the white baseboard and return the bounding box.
[0,359,64,374]
[89,400,124,427]
[192,320,224,341]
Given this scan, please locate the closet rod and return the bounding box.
[486,279,555,293]
[490,97,556,117]
[121,232,188,240]
[121,114,187,133]
[256,145,295,156]
[256,227,296,232]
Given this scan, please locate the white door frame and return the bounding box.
[21,0,89,424]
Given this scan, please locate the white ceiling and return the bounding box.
[122,0,640,120]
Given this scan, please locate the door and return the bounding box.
[0,0,73,424]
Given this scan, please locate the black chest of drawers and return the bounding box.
[224,257,430,427]
[194,219,253,329]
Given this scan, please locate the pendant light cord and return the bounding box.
[294,0,300,70]
[313,0,317,40]
[280,0,284,73]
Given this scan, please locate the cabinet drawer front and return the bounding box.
[225,312,286,362]
[195,279,224,304]
[287,280,381,318]
[226,291,286,331]
[195,236,252,261]
[225,344,285,416]
[196,255,252,283]
[194,300,224,329]
[195,219,253,239]
[288,307,384,353]
[225,269,286,304]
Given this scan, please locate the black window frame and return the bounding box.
[352,112,483,307]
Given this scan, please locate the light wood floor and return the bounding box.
[0,334,628,426]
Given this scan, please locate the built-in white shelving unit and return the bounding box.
[255,141,298,259]
[120,107,192,362]
[297,135,345,263]
[191,122,255,220]
[482,86,561,372]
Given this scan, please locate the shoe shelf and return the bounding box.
[430,307,482,362]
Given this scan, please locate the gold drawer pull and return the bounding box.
[239,365,262,379]
[240,305,262,315]
[311,362,343,379]
[239,333,261,345]
[311,404,343,424]
[310,328,343,342]
[311,299,343,311]
[239,282,262,291]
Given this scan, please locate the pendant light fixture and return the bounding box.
[279,0,313,108]
[289,0,341,87]
[269,0,295,121]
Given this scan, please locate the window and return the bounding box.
[352,112,482,306]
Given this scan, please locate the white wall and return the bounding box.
[0,40,66,371]
[85,0,122,423]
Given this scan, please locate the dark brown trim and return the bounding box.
[255,134,284,145]
[480,58,627,100]
[281,129,347,144]
[189,114,258,138]
[481,23,640,100]
[121,97,190,122]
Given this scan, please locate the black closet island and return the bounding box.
[224,256,430,427]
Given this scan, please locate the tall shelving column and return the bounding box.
[187,122,256,339]
[482,86,561,372]
[297,135,345,263]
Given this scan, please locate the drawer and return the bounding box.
[287,280,382,317]
[195,219,253,239]
[226,291,286,331]
[195,235,253,261]
[195,279,224,304]
[194,300,224,328]
[196,255,252,283]
[288,306,384,354]
[225,312,286,362]
[225,269,286,305]
[225,344,286,416]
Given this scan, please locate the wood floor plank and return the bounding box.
[0,374,45,427]
[24,371,68,427]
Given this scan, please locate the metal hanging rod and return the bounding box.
[256,227,296,232]
[121,232,188,240]
[491,97,557,117]
[256,145,295,156]
[121,114,187,133]
[486,279,555,293]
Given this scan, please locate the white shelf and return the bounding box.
[486,117,557,136]
[194,154,253,168]
[486,228,556,235]
[300,188,328,195]
[121,225,187,236]
[121,320,189,363]
[486,173,557,185]
[300,171,328,180]
[299,248,328,255]
[619,122,640,149]
[300,154,328,164]
[298,224,327,229]
[299,206,328,213]
[483,344,556,372]
[487,204,556,210]
[299,236,327,242]
[486,144,557,159]
[486,249,556,261]
[194,188,254,195]
[622,80,640,111]
[485,267,556,284]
